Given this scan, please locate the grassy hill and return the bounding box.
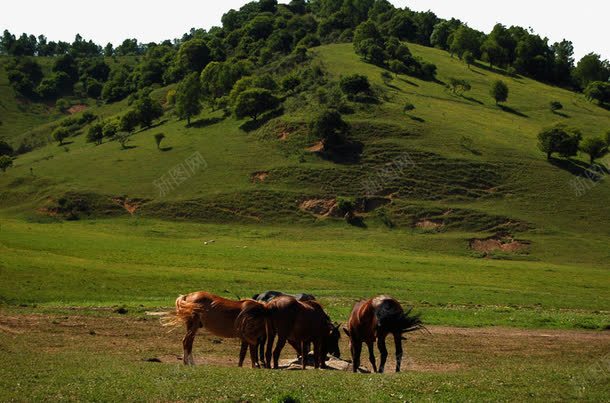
[1,40,609,402]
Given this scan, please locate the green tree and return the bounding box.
[580,137,608,165]
[463,51,475,68]
[175,73,202,126]
[115,132,132,149]
[389,59,407,76]
[573,53,610,89]
[119,110,139,133]
[154,133,166,150]
[134,95,163,128]
[102,120,119,138]
[447,78,471,95]
[86,122,104,145]
[449,25,482,59]
[584,81,610,105]
[52,127,70,145]
[339,74,371,98]
[309,109,349,149]
[175,39,211,75]
[490,80,509,105]
[234,89,280,121]
[537,124,582,159]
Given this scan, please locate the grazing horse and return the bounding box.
[164,292,266,367]
[344,296,423,373]
[264,296,340,370]
[251,290,317,363]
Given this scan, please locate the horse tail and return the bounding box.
[161,294,201,328]
[235,303,268,344]
[376,299,424,334]
[398,307,425,334]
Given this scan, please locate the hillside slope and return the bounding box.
[1,43,609,266]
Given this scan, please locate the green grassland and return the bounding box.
[0,41,609,401]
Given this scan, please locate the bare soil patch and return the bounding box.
[251,171,269,183]
[299,198,339,217]
[67,104,88,114]
[470,234,530,255]
[1,311,607,374]
[307,141,324,152]
[415,219,443,230]
[111,197,145,215]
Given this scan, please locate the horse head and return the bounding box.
[324,322,342,359]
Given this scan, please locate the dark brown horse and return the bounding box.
[163,292,266,367]
[263,296,340,369]
[344,295,423,373]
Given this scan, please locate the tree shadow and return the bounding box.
[239,108,284,132]
[120,145,137,150]
[408,115,425,122]
[160,146,173,152]
[552,110,570,118]
[385,83,403,92]
[499,104,528,118]
[397,77,419,87]
[58,141,74,146]
[548,157,593,176]
[473,62,517,78]
[138,119,168,132]
[347,216,367,228]
[318,141,364,164]
[190,116,225,128]
[469,68,486,76]
[461,95,484,105]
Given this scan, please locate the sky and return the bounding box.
[1,1,608,61]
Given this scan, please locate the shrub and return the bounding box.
[55,98,71,113]
[86,122,104,145]
[52,127,71,145]
[339,74,371,98]
[120,110,139,133]
[154,133,165,150]
[134,95,163,128]
[448,78,472,95]
[102,121,119,138]
[403,102,415,112]
[380,71,393,85]
[490,80,509,104]
[114,132,132,149]
[0,140,14,156]
[584,81,610,105]
[0,155,13,172]
[550,101,563,111]
[580,137,609,164]
[309,108,349,148]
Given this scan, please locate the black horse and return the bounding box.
[252,290,316,303]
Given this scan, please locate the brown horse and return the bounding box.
[163,291,266,367]
[263,296,340,370]
[344,296,423,373]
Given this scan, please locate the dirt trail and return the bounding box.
[1,312,608,373]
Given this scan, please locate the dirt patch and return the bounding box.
[278,131,289,141]
[67,104,88,114]
[307,141,324,152]
[111,197,145,215]
[470,234,530,255]
[251,171,269,183]
[415,219,443,230]
[299,198,339,217]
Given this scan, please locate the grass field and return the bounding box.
[1,41,609,401]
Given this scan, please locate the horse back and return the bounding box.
[347,299,377,342]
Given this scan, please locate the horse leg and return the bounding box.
[182,319,199,365]
[301,341,309,370]
[238,341,248,367]
[377,332,389,373]
[313,339,321,369]
[249,344,259,368]
[393,332,403,373]
[351,340,362,373]
[366,341,378,373]
[258,335,266,368]
[272,336,287,369]
[265,326,275,369]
